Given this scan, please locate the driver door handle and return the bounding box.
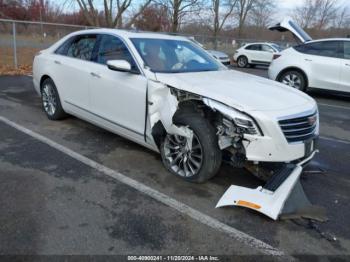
[305,59,312,62]
[90,72,101,78]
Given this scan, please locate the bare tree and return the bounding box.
[156,0,201,32]
[134,4,171,31]
[210,0,238,48]
[334,6,348,28]
[292,0,339,30]
[249,0,275,29]
[291,0,317,28]
[314,0,339,30]
[235,0,257,38]
[75,0,153,28]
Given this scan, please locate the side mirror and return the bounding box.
[107,60,132,73]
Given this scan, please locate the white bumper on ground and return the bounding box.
[216,150,318,220]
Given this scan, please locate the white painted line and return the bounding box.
[320,136,350,145]
[318,102,350,111]
[0,116,286,257]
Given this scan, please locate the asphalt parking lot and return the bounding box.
[0,68,350,259]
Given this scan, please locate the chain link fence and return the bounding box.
[0,19,92,71]
[0,18,293,72]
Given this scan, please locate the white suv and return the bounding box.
[233,42,282,68]
[269,19,350,93]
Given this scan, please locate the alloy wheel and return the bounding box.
[282,73,302,90]
[42,84,57,116]
[163,133,203,177]
[238,57,247,67]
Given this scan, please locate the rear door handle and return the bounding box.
[54,60,61,65]
[90,72,101,78]
[345,64,350,67]
[305,59,312,62]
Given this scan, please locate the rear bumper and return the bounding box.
[268,63,280,80]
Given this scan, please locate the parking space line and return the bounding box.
[320,136,350,145]
[0,116,286,257]
[318,103,350,111]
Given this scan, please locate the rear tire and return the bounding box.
[278,70,307,91]
[237,56,248,68]
[41,78,67,120]
[160,112,222,183]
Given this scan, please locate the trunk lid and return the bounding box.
[269,18,312,43]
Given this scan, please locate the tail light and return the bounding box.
[273,54,281,60]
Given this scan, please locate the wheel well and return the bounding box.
[151,99,217,149]
[40,75,51,90]
[237,55,248,61]
[277,67,308,87]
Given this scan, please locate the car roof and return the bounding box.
[306,38,350,43]
[70,28,189,41]
[244,42,277,46]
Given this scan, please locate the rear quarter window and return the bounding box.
[55,37,75,55]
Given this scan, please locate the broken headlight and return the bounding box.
[233,116,260,135]
[203,98,262,136]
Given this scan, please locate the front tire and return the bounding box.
[279,70,306,91]
[160,112,222,183]
[237,56,248,68]
[41,78,67,120]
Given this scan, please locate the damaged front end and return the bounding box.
[147,81,321,220]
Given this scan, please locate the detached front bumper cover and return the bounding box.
[216,150,319,220]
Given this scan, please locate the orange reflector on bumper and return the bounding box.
[237,200,261,210]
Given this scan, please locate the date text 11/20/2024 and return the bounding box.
[127,255,220,261]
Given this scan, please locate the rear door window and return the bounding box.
[344,41,350,59]
[294,41,342,58]
[245,44,261,51]
[66,35,98,61]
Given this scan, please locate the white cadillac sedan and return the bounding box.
[33,29,319,183]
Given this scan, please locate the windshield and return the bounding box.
[131,38,221,73]
[271,44,282,52]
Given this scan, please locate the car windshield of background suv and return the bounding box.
[131,38,221,73]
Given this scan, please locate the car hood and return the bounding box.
[155,69,314,112]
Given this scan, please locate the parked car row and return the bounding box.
[232,18,350,94]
